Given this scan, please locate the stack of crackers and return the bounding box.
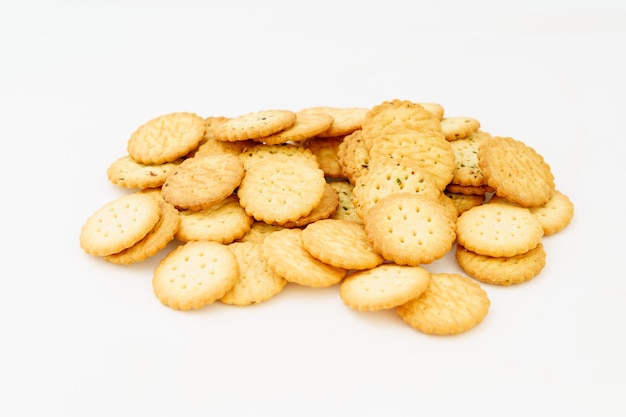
[79,99,574,336]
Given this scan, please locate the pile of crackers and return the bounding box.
[79,99,574,336]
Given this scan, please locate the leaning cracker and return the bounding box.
[396,273,490,335]
[212,109,297,142]
[80,192,162,257]
[363,193,456,266]
[450,131,490,187]
[301,219,384,270]
[329,180,362,223]
[262,228,347,288]
[161,153,244,210]
[336,129,371,183]
[107,155,181,189]
[339,264,431,312]
[105,198,180,265]
[456,243,546,286]
[300,106,368,137]
[305,136,345,178]
[478,136,555,207]
[260,111,334,144]
[152,240,239,311]
[455,203,544,257]
[127,112,205,165]
[220,241,287,306]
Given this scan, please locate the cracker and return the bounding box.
[450,131,491,187]
[456,243,546,286]
[212,109,297,142]
[175,195,253,243]
[489,190,574,236]
[336,129,370,183]
[220,241,287,306]
[236,221,284,244]
[277,183,339,228]
[127,112,205,165]
[418,102,445,120]
[80,192,162,257]
[328,180,362,223]
[238,143,319,171]
[161,153,244,210]
[363,193,456,266]
[352,157,441,220]
[305,136,345,178]
[300,106,368,137]
[455,203,544,257]
[237,156,326,225]
[339,264,431,312]
[105,197,180,265]
[444,191,485,216]
[152,240,239,311]
[368,126,455,191]
[478,136,555,207]
[361,99,442,149]
[396,272,490,335]
[445,183,494,196]
[260,110,334,144]
[262,228,347,288]
[441,116,481,141]
[301,219,384,270]
[107,155,181,189]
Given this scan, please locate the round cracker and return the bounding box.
[396,273,490,335]
[340,264,431,312]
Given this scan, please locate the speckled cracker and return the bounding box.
[220,241,287,306]
[456,243,546,286]
[105,197,180,265]
[397,272,490,335]
[301,219,384,270]
[363,193,456,266]
[340,264,431,312]
[441,116,481,141]
[212,109,297,142]
[107,155,181,189]
[152,240,239,311]
[328,180,362,223]
[262,228,347,288]
[450,131,491,187]
[444,191,485,216]
[161,153,244,210]
[352,157,441,220]
[127,112,205,165]
[478,136,555,207]
[368,126,455,192]
[80,192,162,257]
[336,129,370,183]
[175,195,253,243]
[456,203,544,257]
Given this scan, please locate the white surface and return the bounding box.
[1,1,625,416]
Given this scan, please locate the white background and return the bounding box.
[1,1,625,416]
